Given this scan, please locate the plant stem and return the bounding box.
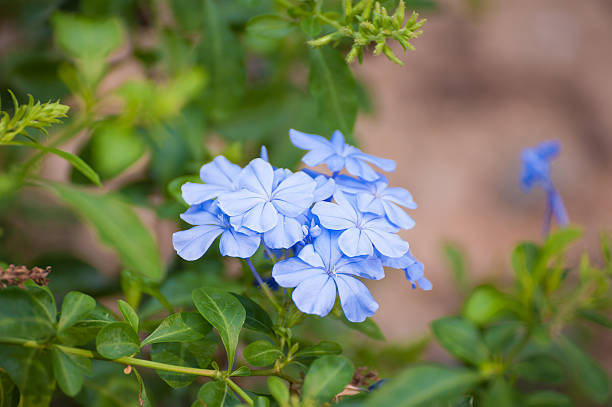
[254,368,298,383]
[224,378,254,405]
[246,258,283,314]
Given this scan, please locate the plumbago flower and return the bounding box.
[272,230,383,322]
[520,140,568,234]
[173,129,431,322]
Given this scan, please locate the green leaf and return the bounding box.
[302,355,354,403]
[480,378,515,407]
[268,376,289,405]
[197,0,245,121]
[243,340,283,367]
[308,47,358,138]
[541,227,582,258]
[88,123,145,180]
[142,312,212,346]
[339,316,385,340]
[192,381,241,407]
[0,345,55,407]
[58,291,96,333]
[52,13,125,84]
[365,365,482,407]
[483,322,523,355]
[254,396,271,407]
[511,354,565,384]
[558,336,610,403]
[1,141,101,186]
[523,391,573,407]
[192,287,245,369]
[246,15,294,40]
[0,369,19,407]
[49,183,164,282]
[295,341,342,360]
[0,287,56,341]
[443,243,471,295]
[51,347,90,397]
[431,317,489,365]
[58,304,116,346]
[151,337,217,389]
[300,16,321,37]
[462,286,511,325]
[117,300,139,333]
[25,284,57,326]
[578,309,612,329]
[232,294,274,337]
[96,322,140,359]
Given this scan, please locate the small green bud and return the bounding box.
[383,44,403,65]
[307,33,336,48]
[374,40,385,55]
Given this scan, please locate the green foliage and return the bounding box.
[95,322,140,359]
[0,92,69,142]
[141,312,211,346]
[303,355,355,404]
[243,340,283,367]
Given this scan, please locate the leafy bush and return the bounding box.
[0,1,610,407]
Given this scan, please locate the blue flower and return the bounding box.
[312,191,409,258]
[172,201,260,260]
[336,174,416,229]
[218,158,316,235]
[404,260,432,291]
[520,140,560,191]
[181,156,242,205]
[289,129,396,181]
[520,140,569,231]
[272,230,383,322]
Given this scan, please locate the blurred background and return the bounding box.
[1,0,611,379]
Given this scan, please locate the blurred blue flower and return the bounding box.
[172,201,260,260]
[312,191,409,258]
[520,140,569,232]
[181,156,242,205]
[289,129,396,181]
[218,158,316,234]
[520,140,560,191]
[336,174,416,229]
[272,230,383,322]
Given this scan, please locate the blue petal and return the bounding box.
[382,187,417,209]
[335,175,371,194]
[338,228,374,257]
[404,261,432,291]
[242,201,279,233]
[379,250,417,269]
[200,156,242,187]
[353,152,396,172]
[219,229,260,258]
[364,228,409,258]
[179,204,222,226]
[535,140,561,159]
[549,188,569,226]
[272,257,323,287]
[335,256,384,280]
[330,130,346,153]
[289,129,335,167]
[363,215,400,233]
[302,149,337,168]
[292,274,337,317]
[312,201,357,230]
[312,176,336,202]
[181,183,231,205]
[356,192,385,215]
[239,158,274,197]
[313,229,343,269]
[218,190,266,217]
[272,168,293,189]
[172,225,224,261]
[263,214,306,249]
[272,171,316,217]
[260,146,269,162]
[297,244,325,268]
[335,275,379,322]
[326,155,346,172]
[345,157,379,181]
[382,200,416,230]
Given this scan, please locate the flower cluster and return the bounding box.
[173,129,430,323]
[520,140,568,234]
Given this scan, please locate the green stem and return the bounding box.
[253,368,297,383]
[225,378,254,405]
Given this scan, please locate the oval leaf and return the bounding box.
[51,347,88,397]
[0,287,56,341]
[96,322,140,359]
[58,291,96,333]
[151,338,217,389]
[192,381,241,407]
[431,317,489,365]
[232,293,274,337]
[142,312,211,346]
[302,355,354,403]
[192,287,245,369]
[365,365,482,407]
[243,340,283,367]
[49,184,164,283]
[117,300,139,333]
